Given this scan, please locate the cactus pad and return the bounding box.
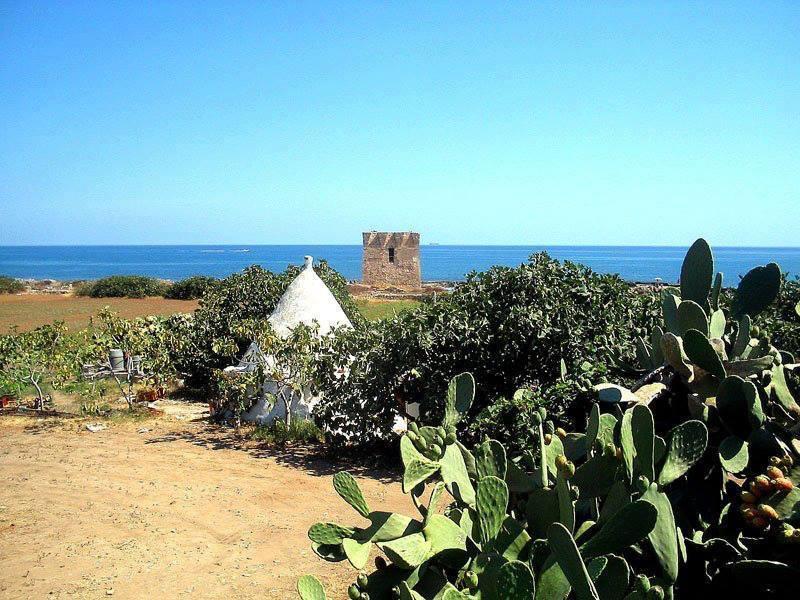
[594,554,630,600]
[661,333,693,381]
[641,483,679,583]
[475,438,508,480]
[732,262,782,318]
[341,536,371,570]
[677,300,709,337]
[378,532,431,569]
[680,238,714,306]
[718,435,749,473]
[358,511,421,543]
[496,560,536,600]
[580,499,658,558]
[333,471,370,518]
[683,329,726,380]
[662,291,681,335]
[716,375,763,439]
[547,522,599,600]
[297,575,327,600]
[477,475,509,544]
[657,420,708,486]
[308,522,354,545]
[403,459,440,493]
[440,443,476,506]
[631,404,655,481]
[444,372,475,426]
[422,514,468,567]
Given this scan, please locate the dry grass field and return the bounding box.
[0,295,199,332]
[0,294,419,333]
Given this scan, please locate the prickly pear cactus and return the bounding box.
[297,240,800,598]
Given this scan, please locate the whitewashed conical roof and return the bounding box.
[268,256,353,337]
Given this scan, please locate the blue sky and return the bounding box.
[1,2,798,246]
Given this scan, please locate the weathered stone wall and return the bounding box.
[362,231,421,289]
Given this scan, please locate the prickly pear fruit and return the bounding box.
[357,573,369,588]
[556,427,567,439]
[753,475,772,495]
[740,506,757,520]
[741,490,758,503]
[758,504,779,521]
[775,477,794,491]
[766,466,784,479]
[348,584,361,599]
[750,516,768,529]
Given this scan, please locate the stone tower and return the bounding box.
[362,231,421,289]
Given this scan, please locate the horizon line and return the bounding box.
[2,243,800,250]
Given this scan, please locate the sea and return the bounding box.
[1,245,799,284]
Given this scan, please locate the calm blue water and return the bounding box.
[0,245,798,284]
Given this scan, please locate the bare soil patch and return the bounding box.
[0,414,410,599]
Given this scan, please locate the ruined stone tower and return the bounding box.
[361,231,421,289]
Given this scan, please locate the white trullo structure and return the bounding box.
[224,255,352,424]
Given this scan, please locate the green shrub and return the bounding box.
[76,275,169,298]
[172,261,361,388]
[164,275,218,300]
[314,253,660,446]
[757,276,800,360]
[0,276,24,294]
[251,419,324,445]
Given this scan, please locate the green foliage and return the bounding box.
[300,374,712,599]
[314,253,660,447]
[251,418,324,445]
[172,261,361,388]
[756,276,800,361]
[0,322,70,403]
[301,239,800,598]
[0,275,24,294]
[164,275,218,299]
[76,275,169,298]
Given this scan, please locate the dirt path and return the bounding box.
[0,416,411,599]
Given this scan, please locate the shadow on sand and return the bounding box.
[144,422,400,483]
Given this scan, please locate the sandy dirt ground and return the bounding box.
[0,409,411,599]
